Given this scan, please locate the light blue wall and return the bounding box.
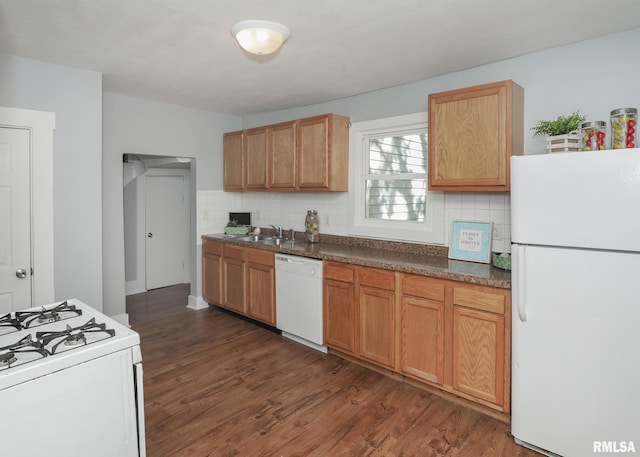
[242,28,640,155]
[0,53,104,310]
[2,27,638,316]
[102,92,240,317]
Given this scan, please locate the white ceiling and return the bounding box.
[1,0,639,116]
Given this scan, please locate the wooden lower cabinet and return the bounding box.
[323,262,356,354]
[222,245,246,314]
[323,263,511,413]
[246,248,276,325]
[202,242,277,326]
[358,267,396,369]
[202,240,223,305]
[452,306,505,405]
[401,274,446,385]
[401,295,445,384]
[323,262,396,370]
[451,285,508,409]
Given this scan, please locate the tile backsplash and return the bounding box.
[198,190,511,253]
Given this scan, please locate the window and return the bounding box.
[349,113,444,244]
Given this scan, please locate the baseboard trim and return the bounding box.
[111,313,131,327]
[125,280,145,296]
[187,295,209,310]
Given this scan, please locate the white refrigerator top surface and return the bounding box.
[511,149,640,252]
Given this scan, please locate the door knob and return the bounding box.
[147,233,153,238]
[16,269,27,279]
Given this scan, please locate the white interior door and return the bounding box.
[0,127,31,313]
[145,175,186,290]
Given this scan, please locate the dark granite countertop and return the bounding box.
[203,232,511,289]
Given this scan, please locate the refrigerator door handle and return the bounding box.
[513,244,528,322]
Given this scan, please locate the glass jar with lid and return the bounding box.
[304,210,320,243]
[580,121,607,151]
[610,108,637,149]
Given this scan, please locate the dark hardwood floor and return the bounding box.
[127,284,537,457]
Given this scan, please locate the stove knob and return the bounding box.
[15,268,27,279]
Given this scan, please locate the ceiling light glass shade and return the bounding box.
[231,20,290,55]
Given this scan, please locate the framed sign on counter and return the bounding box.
[448,220,493,264]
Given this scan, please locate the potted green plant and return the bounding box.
[532,110,586,153]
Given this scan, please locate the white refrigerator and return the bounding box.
[510,149,640,457]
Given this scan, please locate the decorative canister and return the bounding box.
[304,210,320,243]
[610,108,637,149]
[580,121,607,151]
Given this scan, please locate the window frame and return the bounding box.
[348,113,445,244]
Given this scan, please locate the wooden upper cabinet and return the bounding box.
[223,131,244,191]
[269,121,297,190]
[222,114,349,192]
[297,114,350,191]
[428,80,524,191]
[244,126,269,190]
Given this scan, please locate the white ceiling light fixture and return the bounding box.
[231,20,290,56]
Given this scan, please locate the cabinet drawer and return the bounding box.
[324,262,354,283]
[202,239,222,256]
[453,287,505,315]
[401,274,445,301]
[223,244,246,260]
[247,248,274,267]
[359,268,395,291]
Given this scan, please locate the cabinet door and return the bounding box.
[452,306,505,406]
[246,249,275,325]
[323,279,355,353]
[202,240,223,305]
[297,114,350,191]
[244,127,268,190]
[359,285,395,369]
[269,121,297,189]
[202,253,222,305]
[401,295,444,384]
[298,115,330,189]
[223,246,246,314]
[428,80,523,191]
[223,131,244,191]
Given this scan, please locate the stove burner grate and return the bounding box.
[0,352,17,367]
[15,301,82,329]
[36,318,116,354]
[0,334,49,369]
[0,313,23,334]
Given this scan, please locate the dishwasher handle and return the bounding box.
[275,254,306,264]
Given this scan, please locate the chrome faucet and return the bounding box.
[270,225,283,239]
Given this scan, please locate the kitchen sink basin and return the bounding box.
[232,234,294,246]
[263,237,295,247]
[236,234,273,242]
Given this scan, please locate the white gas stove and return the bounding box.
[0,299,146,456]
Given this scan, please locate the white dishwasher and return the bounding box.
[275,254,327,353]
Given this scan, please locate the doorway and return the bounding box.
[0,127,31,312]
[0,107,55,311]
[123,154,193,295]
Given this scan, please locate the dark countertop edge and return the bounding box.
[203,234,511,290]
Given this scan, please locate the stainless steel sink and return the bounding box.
[263,237,295,246]
[233,234,294,246]
[235,234,273,242]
